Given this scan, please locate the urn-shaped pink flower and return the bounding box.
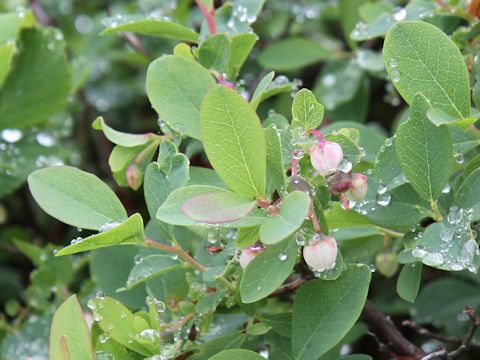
[310,141,343,176]
[303,236,337,272]
[239,246,264,269]
[346,173,368,202]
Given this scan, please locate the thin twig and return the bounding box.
[447,307,479,358]
[120,33,153,60]
[145,237,236,291]
[403,320,462,345]
[270,277,305,297]
[195,0,217,34]
[171,312,195,333]
[362,300,426,359]
[421,349,447,360]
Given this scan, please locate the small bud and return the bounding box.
[303,236,337,272]
[327,172,352,195]
[126,164,143,190]
[239,246,264,269]
[310,141,343,176]
[375,251,399,278]
[346,173,368,202]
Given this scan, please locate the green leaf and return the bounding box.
[123,254,184,290]
[258,38,332,71]
[314,59,363,111]
[240,237,297,303]
[90,246,147,309]
[209,349,265,360]
[182,191,256,224]
[352,1,437,41]
[373,137,407,193]
[383,21,470,118]
[49,295,94,360]
[324,203,374,230]
[396,263,422,303]
[200,86,266,198]
[196,289,226,314]
[259,191,310,245]
[228,33,257,79]
[101,15,199,43]
[250,71,275,110]
[197,33,231,73]
[0,28,71,129]
[258,313,292,338]
[88,297,154,356]
[338,0,369,49]
[426,108,477,129]
[411,217,479,272]
[291,89,324,132]
[395,93,453,201]
[456,168,480,221]
[146,55,215,140]
[157,185,265,227]
[292,265,371,360]
[236,226,260,247]
[264,125,287,196]
[189,332,246,360]
[55,213,144,256]
[28,166,127,230]
[92,116,153,147]
[325,133,361,165]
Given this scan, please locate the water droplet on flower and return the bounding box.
[338,159,352,173]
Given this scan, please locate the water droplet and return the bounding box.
[322,74,336,87]
[377,184,387,195]
[256,286,262,291]
[36,132,56,147]
[454,152,464,164]
[377,193,391,207]
[278,253,288,261]
[369,264,376,272]
[440,228,454,242]
[388,58,399,68]
[53,249,58,255]
[338,159,352,173]
[390,69,401,83]
[1,129,23,143]
[134,255,143,264]
[292,149,304,160]
[99,333,110,344]
[393,8,407,21]
[442,184,451,194]
[412,246,427,259]
[385,138,393,147]
[99,221,121,233]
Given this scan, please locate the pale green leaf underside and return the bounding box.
[383,21,470,118]
[92,116,151,147]
[28,166,127,230]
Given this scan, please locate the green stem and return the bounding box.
[430,200,443,221]
[376,226,404,239]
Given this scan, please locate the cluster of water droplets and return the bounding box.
[291,3,323,23]
[226,4,257,33]
[267,75,302,98]
[411,206,479,272]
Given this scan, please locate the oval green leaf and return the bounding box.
[259,191,311,245]
[28,166,127,230]
[146,55,215,140]
[54,213,144,256]
[92,116,152,147]
[209,349,265,360]
[49,295,94,360]
[292,265,371,360]
[383,21,470,118]
[200,86,266,198]
[182,191,256,224]
[240,237,297,303]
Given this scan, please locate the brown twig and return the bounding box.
[447,307,479,358]
[269,277,306,297]
[403,320,462,345]
[29,0,54,26]
[120,33,153,60]
[362,300,426,359]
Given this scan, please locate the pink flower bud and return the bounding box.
[239,246,264,269]
[310,141,343,176]
[126,164,143,190]
[303,236,337,272]
[346,173,368,202]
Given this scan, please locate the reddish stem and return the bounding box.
[309,129,324,142]
[340,193,350,210]
[195,0,217,35]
